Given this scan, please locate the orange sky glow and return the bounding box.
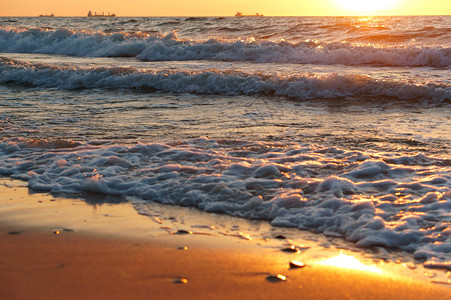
[1,0,450,17]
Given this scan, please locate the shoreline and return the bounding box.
[1,178,450,299]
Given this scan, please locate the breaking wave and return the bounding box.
[0,28,450,67]
[1,58,449,102]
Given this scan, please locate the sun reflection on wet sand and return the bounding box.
[319,252,383,274]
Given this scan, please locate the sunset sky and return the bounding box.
[1,0,450,17]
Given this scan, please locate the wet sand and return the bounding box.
[1,178,450,299]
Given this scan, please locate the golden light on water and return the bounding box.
[320,253,382,273]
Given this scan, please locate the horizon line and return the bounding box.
[1,14,450,17]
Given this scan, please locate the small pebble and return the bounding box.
[403,262,416,270]
[289,260,305,269]
[281,246,299,253]
[54,228,74,234]
[274,235,287,239]
[173,278,188,284]
[175,229,192,235]
[266,274,287,282]
[431,280,451,285]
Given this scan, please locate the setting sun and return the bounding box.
[334,0,400,14]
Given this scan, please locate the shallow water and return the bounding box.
[0,16,450,271]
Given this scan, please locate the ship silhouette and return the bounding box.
[87,11,116,17]
[235,12,263,17]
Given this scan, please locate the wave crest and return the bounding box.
[1,27,450,67]
[1,58,449,102]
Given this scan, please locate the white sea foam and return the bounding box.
[0,58,449,102]
[0,28,450,67]
[0,137,449,269]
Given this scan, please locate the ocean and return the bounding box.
[0,16,450,270]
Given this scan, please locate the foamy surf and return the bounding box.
[0,137,449,270]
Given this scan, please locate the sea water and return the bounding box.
[0,16,449,270]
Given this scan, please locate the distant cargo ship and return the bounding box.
[87,11,116,17]
[235,12,264,17]
[38,13,55,17]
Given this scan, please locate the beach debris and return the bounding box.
[431,279,451,285]
[173,277,188,284]
[283,240,310,251]
[423,261,451,271]
[266,274,287,282]
[152,216,163,224]
[289,260,306,269]
[191,231,213,236]
[274,234,287,239]
[220,231,252,240]
[54,228,74,235]
[237,232,252,240]
[191,224,215,230]
[8,231,21,235]
[281,246,299,253]
[173,229,193,235]
[403,262,416,270]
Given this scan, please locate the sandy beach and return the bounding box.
[1,178,450,299]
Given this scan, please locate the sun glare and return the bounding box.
[320,253,382,273]
[335,0,399,14]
